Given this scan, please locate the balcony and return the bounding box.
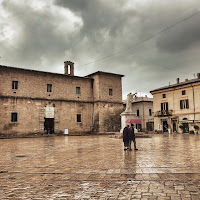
[154,110,173,117]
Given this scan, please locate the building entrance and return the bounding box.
[173,122,177,132]
[172,119,177,132]
[44,118,54,134]
[136,124,142,132]
[182,123,189,133]
[162,120,168,132]
[146,122,154,131]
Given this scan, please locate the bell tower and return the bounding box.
[64,61,74,76]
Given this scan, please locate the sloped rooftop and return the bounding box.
[150,76,200,93]
[123,96,153,104]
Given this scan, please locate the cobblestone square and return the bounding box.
[0,133,200,199]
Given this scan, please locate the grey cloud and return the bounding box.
[1,0,76,70]
[55,0,91,13]
[156,15,200,52]
[1,0,200,98]
[55,0,138,39]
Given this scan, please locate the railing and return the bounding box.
[154,110,173,117]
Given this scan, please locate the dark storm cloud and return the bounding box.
[1,0,200,98]
[0,0,78,70]
[55,0,90,13]
[55,0,138,44]
[156,14,200,52]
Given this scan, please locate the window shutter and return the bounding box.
[166,102,168,111]
[186,99,189,108]
[161,103,163,111]
[180,100,182,109]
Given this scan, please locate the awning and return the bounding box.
[126,118,142,124]
[179,120,200,123]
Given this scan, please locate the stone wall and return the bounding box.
[0,66,93,102]
[0,97,93,136]
[0,65,124,135]
[90,73,122,103]
[90,72,123,132]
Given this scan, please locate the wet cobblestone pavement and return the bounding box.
[0,133,200,199]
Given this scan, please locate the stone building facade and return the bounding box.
[0,61,123,136]
[123,96,154,131]
[150,74,200,133]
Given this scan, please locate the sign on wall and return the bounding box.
[64,128,69,135]
[45,107,54,118]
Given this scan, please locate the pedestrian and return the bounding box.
[128,124,138,151]
[123,124,129,151]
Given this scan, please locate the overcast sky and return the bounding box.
[1,0,200,99]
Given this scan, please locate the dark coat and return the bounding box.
[123,126,129,144]
[128,127,135,141]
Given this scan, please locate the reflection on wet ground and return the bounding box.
[0,133,200,199]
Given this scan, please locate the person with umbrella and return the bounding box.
[123,124,129,151]
[128,123,138,151]
[126,118,141,151]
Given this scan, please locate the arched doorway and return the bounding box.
[162,120,168,132]
[182,118,189,133]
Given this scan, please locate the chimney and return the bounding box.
[64,61,74,76]
[176,78,179,84]
[197,73,200,79]
[185,78,188,82]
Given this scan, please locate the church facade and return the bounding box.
[0,61,124,136]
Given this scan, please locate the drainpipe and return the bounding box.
[172,88,176,132]
[143,101,145,131]
[192,84,195,123]
[91,79,95,133]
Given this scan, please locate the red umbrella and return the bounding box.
[126,118,142,124]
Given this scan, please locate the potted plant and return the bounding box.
[179,125,184,134]
[189,130,195,134]
[194,125,199,134]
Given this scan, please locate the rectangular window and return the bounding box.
[11,112,17,122]
[12,81,18,89]
[161,102,168,111]
[182,90,186,95]
[149,109,152,116]
[180,99,189,109]
[77,114,81,123]
[137,109,139,116]
[109,88,113,96]
[162,94,166,98]
[76,87,80,94]
[47,84,52,92]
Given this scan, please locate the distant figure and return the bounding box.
[123,124,129,151]
[128,124,138,151]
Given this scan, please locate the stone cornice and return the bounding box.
[0,95,123,105]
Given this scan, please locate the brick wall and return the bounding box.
[0,97,93,135]
[90,72,123,132]
[90,72,122,102]
[0,65,124,135]
[0,66,93,102]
